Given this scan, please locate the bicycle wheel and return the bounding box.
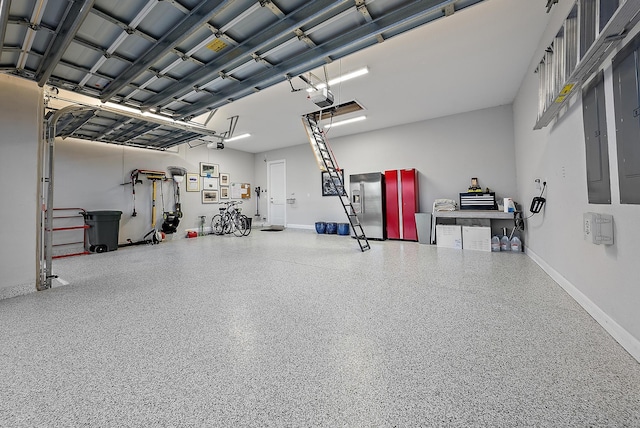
[223,213,235,235]
[233,215,247,237]
[211,214,224,235]
[241,215,251,236]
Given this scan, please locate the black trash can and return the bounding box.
[84,211,122,253]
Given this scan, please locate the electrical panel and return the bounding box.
[584,212,614,245]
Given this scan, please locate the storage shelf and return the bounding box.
[433,210,515,220]
[430,210,515,244]
[534,0,640,130]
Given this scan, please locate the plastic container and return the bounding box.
[510,236,522,252]
[83,210,122,252]
[315,222,326,234]
[491,235,501,252]
[503,198,515,213]
[500,235,510,251]
[337,223,350,235]
[325,222,338,234]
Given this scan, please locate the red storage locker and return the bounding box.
[385,170,400,239]
[384,169,419,241]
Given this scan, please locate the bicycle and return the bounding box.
[211,201,251,236]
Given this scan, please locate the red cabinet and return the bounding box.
[385,169,419,241]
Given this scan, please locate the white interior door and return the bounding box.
[267,160,286,226]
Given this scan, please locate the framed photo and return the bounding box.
[220,186,229,199]
[219,173,230,186]
[186,173,200,192]
[201,189,219,204]
[199,162,219,177]
[202,177,219,190]
[322,170,346,196]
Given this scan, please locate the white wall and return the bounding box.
[254,105,519,230]
[54,137,255,243]
[0,75,42,297]
[513,2,640,360]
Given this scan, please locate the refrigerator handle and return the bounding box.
[359,183,365,213]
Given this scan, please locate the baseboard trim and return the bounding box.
[526,247,640,363]
[285,224,314,230]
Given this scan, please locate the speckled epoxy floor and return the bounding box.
[1,229,639,427]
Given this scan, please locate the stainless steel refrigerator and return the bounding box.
[349,172,386,240]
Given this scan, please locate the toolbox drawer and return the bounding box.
[459,192,496,210]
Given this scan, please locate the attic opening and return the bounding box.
[306,100,365,122]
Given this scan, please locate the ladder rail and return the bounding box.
[302,115,370,252]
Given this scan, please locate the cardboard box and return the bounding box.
[462,226,491,252]
[436,225,462,249]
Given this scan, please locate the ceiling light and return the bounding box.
[142,111,176,123]
[224,133,250,142]
[102,102,141,115]
[328,67,369,86]
[324,116,366,129]
[101,103,178,124]
[307,67,369,92]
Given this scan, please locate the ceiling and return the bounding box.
[1,0,552,152]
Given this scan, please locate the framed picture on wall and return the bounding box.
[201,189,219,204]
[186,173,199,192]
[321,170,346,196]
[220,186,229,199]
[219,173,230,186]
[199,162,219,177]
[202,177,219,190]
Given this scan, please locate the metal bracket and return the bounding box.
[444,4,455,16]
[295,28,316,47]
[251,53,271,67]
[260,0,285,18]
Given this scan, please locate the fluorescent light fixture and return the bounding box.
[102,102,141,115]
[101,103,178,124]
[324,115,366,129]
[328,67,369,86]
[142,111,176,123]
[224,133,251,142]
[307,67,369,92]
